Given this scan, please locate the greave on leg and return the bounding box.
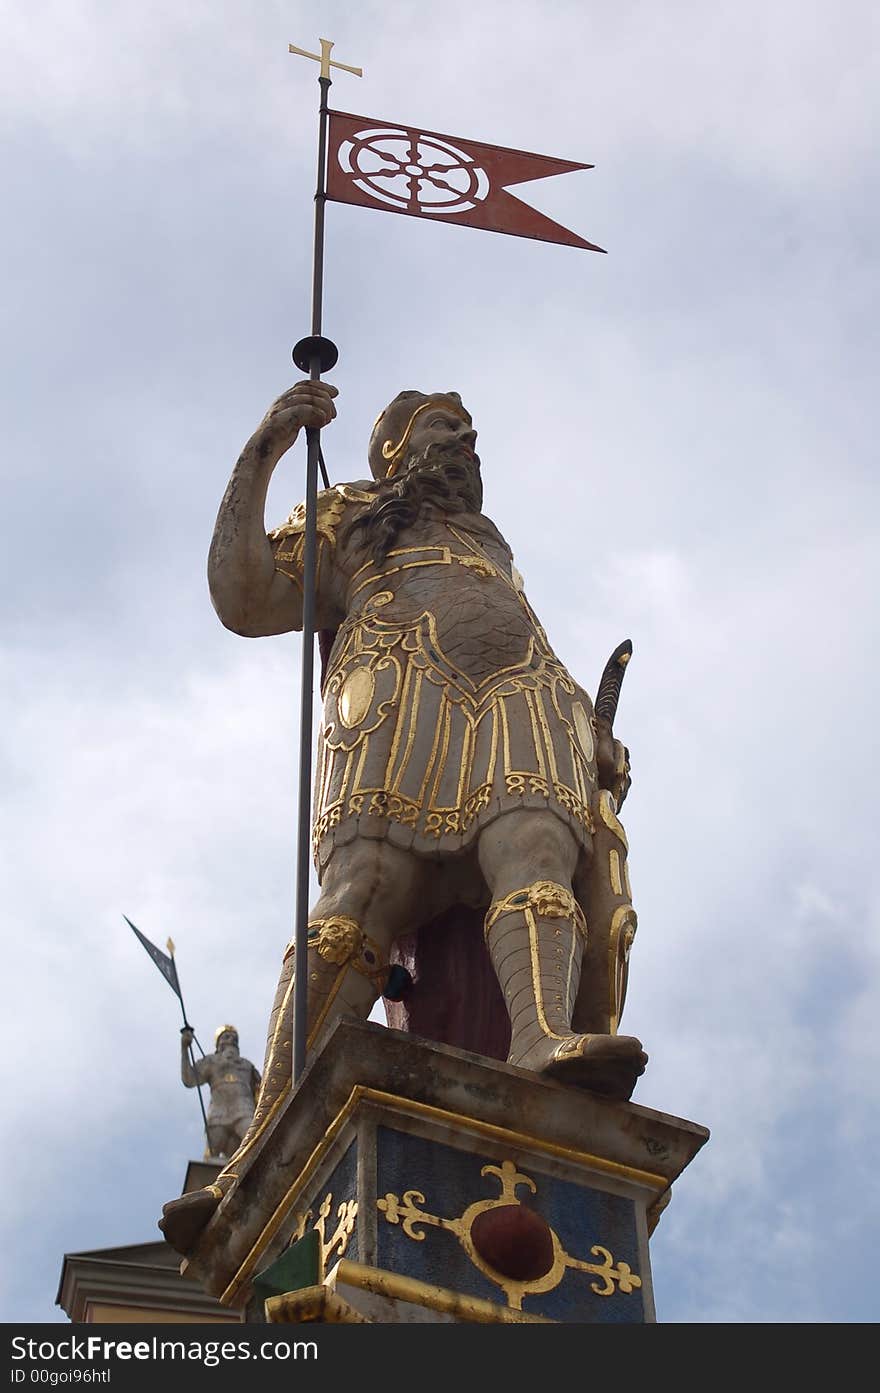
[484,879,646,1099]
[213,917,386,1192]
[484,880,587,1067]
[302,915,389,1049]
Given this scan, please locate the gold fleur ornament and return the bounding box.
[377,1158,641,1311]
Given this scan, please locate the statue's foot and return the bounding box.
[513,1033,648,1101]
[158,1186,221,1256]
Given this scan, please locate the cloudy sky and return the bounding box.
[2,0,877,1325]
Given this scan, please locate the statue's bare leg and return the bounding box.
[160,837,428,1253]
[478,809,647,1100]
[231,1116,250,1148]
[240,838,428,1150]
[204,1126,228,1161]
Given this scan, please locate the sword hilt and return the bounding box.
[594,639,632,732]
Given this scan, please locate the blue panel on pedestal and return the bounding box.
[375,1126,644,1322]
[309,1139,358,1267]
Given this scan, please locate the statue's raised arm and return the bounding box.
[207,380,339,637]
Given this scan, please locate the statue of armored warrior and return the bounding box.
[161,380,645,1251]
[180,1025,261,1160]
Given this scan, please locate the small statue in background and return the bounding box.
[180,1025,261,1161]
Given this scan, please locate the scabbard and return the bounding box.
[572,789,637,1036]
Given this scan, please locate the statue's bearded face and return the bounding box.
[403,405,479,474]
[216,1032,238,1057]
[347,404,483,565]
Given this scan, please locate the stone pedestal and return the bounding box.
[180,1019,708,1323]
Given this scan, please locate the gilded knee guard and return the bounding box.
[301,915,390,1047]
[212,916,387,1194]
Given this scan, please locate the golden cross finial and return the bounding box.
[288,37,362,80]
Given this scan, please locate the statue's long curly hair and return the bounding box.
[344,442,483,566]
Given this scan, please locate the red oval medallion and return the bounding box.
[470,1204,555,1282]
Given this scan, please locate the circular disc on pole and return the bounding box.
[292,335,339,373]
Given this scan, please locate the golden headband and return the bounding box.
[215,1024,238,1043]
[380,397,471,478]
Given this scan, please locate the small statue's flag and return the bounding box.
[124,914,182,1001]
[326,110,605,252]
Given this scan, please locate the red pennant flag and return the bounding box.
[326,110,605,252]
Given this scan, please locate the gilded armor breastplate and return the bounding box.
[313,517,598,869]
[335,519,550,682]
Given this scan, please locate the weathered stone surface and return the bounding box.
[179,1020,708,1323]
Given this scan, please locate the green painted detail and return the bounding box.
[252,1230,320,1301]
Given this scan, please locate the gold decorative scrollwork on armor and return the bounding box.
[377,1157,641,1311]
[395,796,420,826]
[349,524,527,607]
[446,525,520,591]
[338,666,375,728]
[597,788,628,849]
[484,880,587,941]
[323,650,402,752]
[463,782,492,824]
[313,572,597,863]
[270,486,377,585]
[455,554,494,577]
[552,782,593,829]
[612,739,632,809]
[608,904,638,1034]
[571,701,595,761]
[609,849,623,896]
[310,916,364,965]
[364,589,394,610]
[269,485,375,548]
[298,917,389,990]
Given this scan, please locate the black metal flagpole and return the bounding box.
[288,38,362,1084]
[167,937,211,1144]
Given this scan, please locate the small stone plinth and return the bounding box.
[181,1019,708,1323]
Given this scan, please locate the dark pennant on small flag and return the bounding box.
[123,914,182,1001]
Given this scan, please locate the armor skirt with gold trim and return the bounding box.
[313,608,598,870]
